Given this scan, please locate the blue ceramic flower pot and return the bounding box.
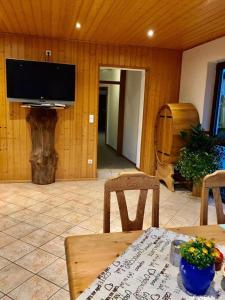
[180,258,215,295]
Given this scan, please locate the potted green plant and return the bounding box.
[176,124,223,196]
[179,237,223,295]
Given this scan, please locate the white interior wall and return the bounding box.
[179,36,225,130]
[100,68,120,81]
[122,70,144,164]
[136,71,145,168]
[106,85,120,150]
[100,69,120,150]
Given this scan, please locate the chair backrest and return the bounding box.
[103,172,160,233]
[200,170,225,225]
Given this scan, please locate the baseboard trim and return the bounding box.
[0,177,97,183]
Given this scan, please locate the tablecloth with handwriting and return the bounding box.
[78,227,225,300]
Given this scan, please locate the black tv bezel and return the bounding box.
[6,58,76,106]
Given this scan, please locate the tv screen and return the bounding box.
[6,59,76,105]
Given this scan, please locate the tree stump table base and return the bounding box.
[27,108,58,185]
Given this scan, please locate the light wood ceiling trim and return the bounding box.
[0,0,225,49]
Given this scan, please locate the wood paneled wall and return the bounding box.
[0,33,182,181]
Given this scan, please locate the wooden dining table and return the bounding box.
[65,225,225,299]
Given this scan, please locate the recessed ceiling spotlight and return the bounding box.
[75,22,81,29]
[147,29,154,38]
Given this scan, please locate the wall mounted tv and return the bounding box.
[6,59,76,106]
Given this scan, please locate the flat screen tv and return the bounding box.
[6,59,76,105]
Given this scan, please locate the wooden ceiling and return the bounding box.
[0,0,225,50]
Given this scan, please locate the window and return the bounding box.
[211,62,225,136]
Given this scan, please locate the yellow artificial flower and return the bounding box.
[202,248,208,254]
[197,237,205,243]
[188,247,196,253]
[212,250,219,257]
[205,241,212,248]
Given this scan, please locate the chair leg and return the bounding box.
[103,191,110,233]
[200,187,208,225]
[152,188,159,227]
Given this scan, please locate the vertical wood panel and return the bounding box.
[0,33,181,181]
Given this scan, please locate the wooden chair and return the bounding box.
[200,170,225,225]
[103,172,160,233]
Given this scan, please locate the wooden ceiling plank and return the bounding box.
[152,1,225,48]
[0,2,12,33]
[77,0,105,40]
[160,9,225,49]
[29,0,44,37]
[72,0,96,40]
[87,0,127,43]
[0,0,224,49]
[118,0,178,44]
[19,0,37,36]
[82,0,115,41]
[61,0,84,39]
[125,0,203,46]
[0,0,23,34]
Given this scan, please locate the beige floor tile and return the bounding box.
[60,212,88,225]
[0,292,4,298]
[24,191,51,201]
[59,202,100,217]
[0,240,35,262]
[24,214,56,227]
[29,202,55,213]
[78,215,103,232]
[9,275,59,300]
[0,232,16,248]
[16,249,57,273]
[63,283,69,291]
[10,209,38,222]
[3,222,36,239]
[45,196,67,206]
[17,190,44,197]
[0,263,32,294]
[58,192,76,200]
[0,257,10,270]
[40,188,65,196]
[166,215,197,228]
[4,196,38,208]
[1,296,13,299]
[57,200,80,211]
[43,220,73,235]
[76,195,97,205]
[0,204,23,216]
[61,225,95,237]
[40,236,65,257]
[0,200,7,207]
[49,289,70,300]
[110,218,122,232]
[43,207,71,219]
[0,216,19,231]
[21,229,56,247]
[38,258,67,287]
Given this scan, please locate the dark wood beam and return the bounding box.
[99,80,120,85]
[117,70,126,155]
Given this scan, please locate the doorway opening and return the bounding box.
[97,67,146,171]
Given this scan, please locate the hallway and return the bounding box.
[97,133,135,169]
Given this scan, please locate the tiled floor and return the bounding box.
[0,169,219,299]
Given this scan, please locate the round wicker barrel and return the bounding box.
[155,103,199,165]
